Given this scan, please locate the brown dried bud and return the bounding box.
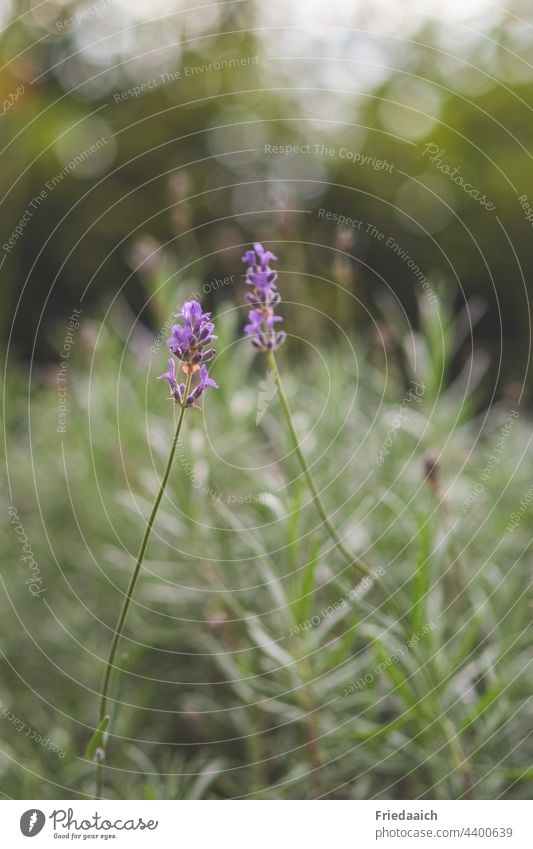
[423,452,440,490]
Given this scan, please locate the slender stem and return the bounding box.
[267,351,407,636]
[95,371,192,799]
[427,489,477,797]
[267,351,474,798]
[267,352,374,583]
[296,659,323,797]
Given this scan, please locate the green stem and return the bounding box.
[267,352,374,583]
[95,371,192,799]
[267,351,474,798]
[296,658,323,797]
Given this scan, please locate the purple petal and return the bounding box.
[242,249,256,265]
[181,300,202,326]
[157,358,177,388]
[199,365,219,389]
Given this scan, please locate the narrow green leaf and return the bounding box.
[287,486,303,573]
[292,538,321,624]
[371,638,420,712]
[85,715,110,760]
[412,515,432,635]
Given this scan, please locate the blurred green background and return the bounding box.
[1,0,532,801]
[1,0,533,391]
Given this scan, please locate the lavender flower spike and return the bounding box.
[97,298,217,798]
[158,299,218,407]
[242,243,286,352]
[168,300,217,366]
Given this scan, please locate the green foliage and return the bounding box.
[1,298,531,799]
[85,715,109,760]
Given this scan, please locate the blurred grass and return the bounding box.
[1,290,531,800]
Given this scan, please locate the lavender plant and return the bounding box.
[92,300,218,798]
[4,298,529,799]
[241,243,474,797]
[242,242,375,585]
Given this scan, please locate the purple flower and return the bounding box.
[168,300,217,366]
[159,299,218,407]
[157,358,186,405]
[242,243,286,352]
[187,365,219,406]
[158,357,177,389]
[243,309,264,336]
